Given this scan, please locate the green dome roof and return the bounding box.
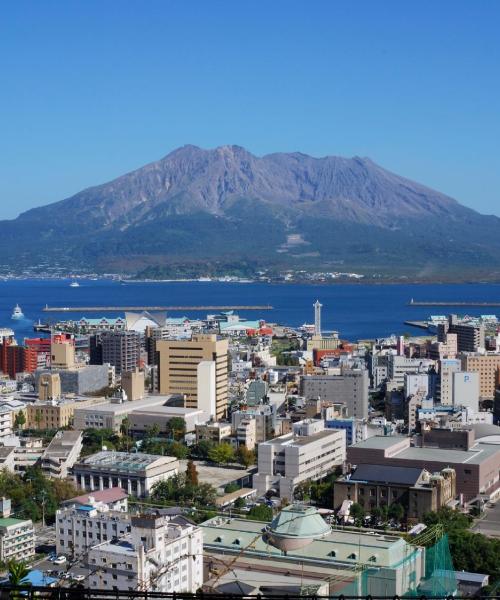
[267,504,331,551]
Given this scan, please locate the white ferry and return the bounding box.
[11,304,24,319]
[69,280,80,287]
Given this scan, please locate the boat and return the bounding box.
[11,304,24,319]
[69,280,80,287]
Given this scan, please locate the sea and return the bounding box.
[1,279,500,342]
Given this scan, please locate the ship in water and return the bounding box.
[69,280,80,287]
[11,304,24,319]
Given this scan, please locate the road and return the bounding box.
[472,501,500,537]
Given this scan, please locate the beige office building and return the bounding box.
[27,397,102,430]
[51,341,76,369]
[38,372,61,401]
[460,353,500,399]
[157,335,228,419]
[121,369,145,401]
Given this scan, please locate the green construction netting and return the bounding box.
[333,534,457,598]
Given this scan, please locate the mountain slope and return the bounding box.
[1,145,499,278]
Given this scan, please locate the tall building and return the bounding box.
[101,331,141,375]
[447,315,485,352]
[156,335,228,420]
[313,299,322,336]
[253,419,346,500]
[299,368,369,419]
[460,353,500,399]
[438,359,461,405]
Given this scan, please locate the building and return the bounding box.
[231,405,276,443]
[38,372,61,401]
[446,315,485,352]
[41,430,83,478]
[88,513,203,593]
[234,418,256,450]
[347,428,500,501]
[325,417,368,446]
[56,488,130,556]
[459,353,500,399]
[195,421,232,444]
[27,397,103,430]
[156,334,229,420]
[246,380,267,405]
[0,405,13,440]
[0,499,35,563]
[128,406,207,436]
[253,419,346,500]
[387,356,434,387]
[0,336,38,379]
[452,371,479,411]
[51,339,76,369]
[201,505,424,597]
[101,330,141,375]
[35,364,110,395]
[299,369,369,419]
[333,464,456,522]
[73,451,179,498]
[121,369,145,401]
[73,395,172,432]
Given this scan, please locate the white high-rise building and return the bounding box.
[88,514,203,593]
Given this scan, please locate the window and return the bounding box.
[328,550,336,557]
[369,555,377,562]
[347,553,357,560]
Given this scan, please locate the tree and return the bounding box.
[14,411,26,432]
[350,502,365,526]
[388,503,404,522]
[34,409,42,430]
[247,504,273,522]
[119,417,130,437]
[166,417,186,441]
[236,445,256,468]
[234,497,246,509]
[224,483,239,494]
[194,439,215,460]
[185,460,199,486]
[208,442,235,465]
[8,560,31,597]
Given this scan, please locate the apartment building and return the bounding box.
[56,488,130,556]
[234,418,256,450]
[446,316,485,352]
[460,353,500,399]
[195,421,232,444]
[253,419,346,500]
[0,499,35,563]
[299,368,369,419]
[101,331,141,375]
[232,405,276,443]
[156,335,228,419]
[88,513,203,594]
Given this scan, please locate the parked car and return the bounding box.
[53,556,67,565]
[71,574,85,582]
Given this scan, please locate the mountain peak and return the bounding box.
[3,144,497,277]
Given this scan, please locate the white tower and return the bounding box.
[313,300,323,336]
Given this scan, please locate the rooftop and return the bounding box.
[65,486,127,506]
[80,450,176,471]
[0,517,31,528]
[201,514,414,568]
[348,464,424,486]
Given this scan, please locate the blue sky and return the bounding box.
[0,0,499,218]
